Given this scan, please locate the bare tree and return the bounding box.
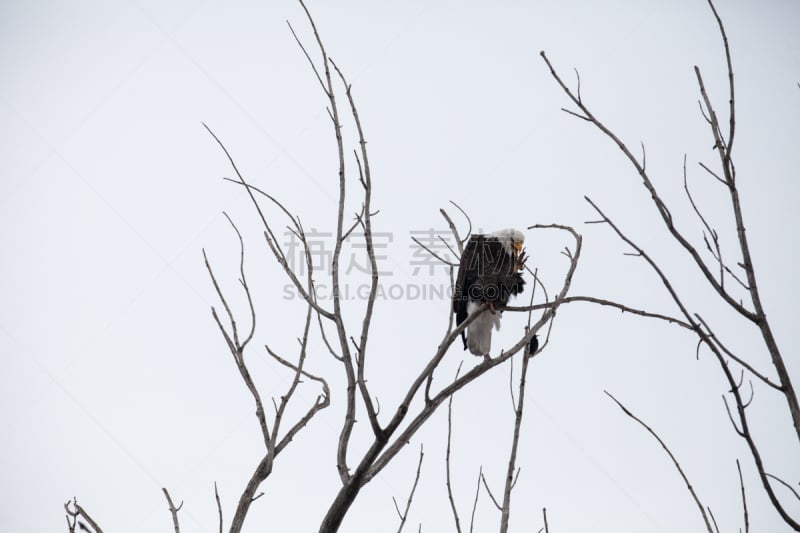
[540,0,800,530]
[201,1,577,528]
[64,2,573,530]
[64,1,796,532]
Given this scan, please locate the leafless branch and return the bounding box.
[698,161,727,186]
[330,57,383,442]
[738,460,749,533]
[393,445,424,533]
[286,21,328,95]
[412,236,458,266]
[445,366,464,533]
[506,295,692,329]
[683,155,726,289]
[540,50,758,323]
[709,506,721,533]
[469,468,483,533]
[439,203,469,255]
[65,508,75,533]
[500,347,534,533]
[290,3,368,493]
[214,482,223,533]
[205,174,330,533]
[265,340,331,454]
[64,499,103,533]
[640,141,647,172]
[438,235,460,262]
[162,488,183,533]
[204,247,272,449]
[722,394,745,437]
[203,125,335,321]
[448,200,473,249]
[561,108,591,121]
[480,471,502,511]
[742,381,755,409]
[317,307,343,361]
[699,1,800,455]
[508,356,517,414]
[343,204,366,241]
[694,314,781,390]
[409,203,471,267]
[766,473,800,503]
[583,184,799,529]
[705,0,736,155]
[605,391,715,533]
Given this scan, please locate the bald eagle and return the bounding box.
[453,229,527,356]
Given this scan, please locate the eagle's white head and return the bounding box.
[491,228,525,258]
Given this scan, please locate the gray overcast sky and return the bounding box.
[2,1,799,531]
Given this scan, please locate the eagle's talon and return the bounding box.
[515,249,528,271]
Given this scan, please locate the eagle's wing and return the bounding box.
[453,235,481,342]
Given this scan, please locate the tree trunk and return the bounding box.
[318,438,387,532]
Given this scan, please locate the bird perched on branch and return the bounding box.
[453,229,527,356]
[528,333,539,356]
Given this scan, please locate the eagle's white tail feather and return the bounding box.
[466,301,501,356]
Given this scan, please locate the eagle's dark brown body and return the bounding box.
[452,232,526,355]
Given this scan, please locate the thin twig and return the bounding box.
[64,500,103,533]
[499,347,532,533]
[683,155,726,289]
[412,236,458,266]
[708,506,720,533]
[162,488,183,533]
[737,460,749,533]
[480,471,502,511]
[394,445,425,533]
[285,20,328,95]
[766,473,800,502]
[606,391,714,533]
[449,200,473,248]
[504,295,692,329]
[469,468,482,533]
[445,366,464,533]
[214,482,223,533]
[698,161,727,186]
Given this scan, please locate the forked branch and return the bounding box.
[64,499,103,533]
[392,445,425,533]
[162,488,183,533]
[538,49,757,322]
[541,2,800,528]
[203,205,329,533]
